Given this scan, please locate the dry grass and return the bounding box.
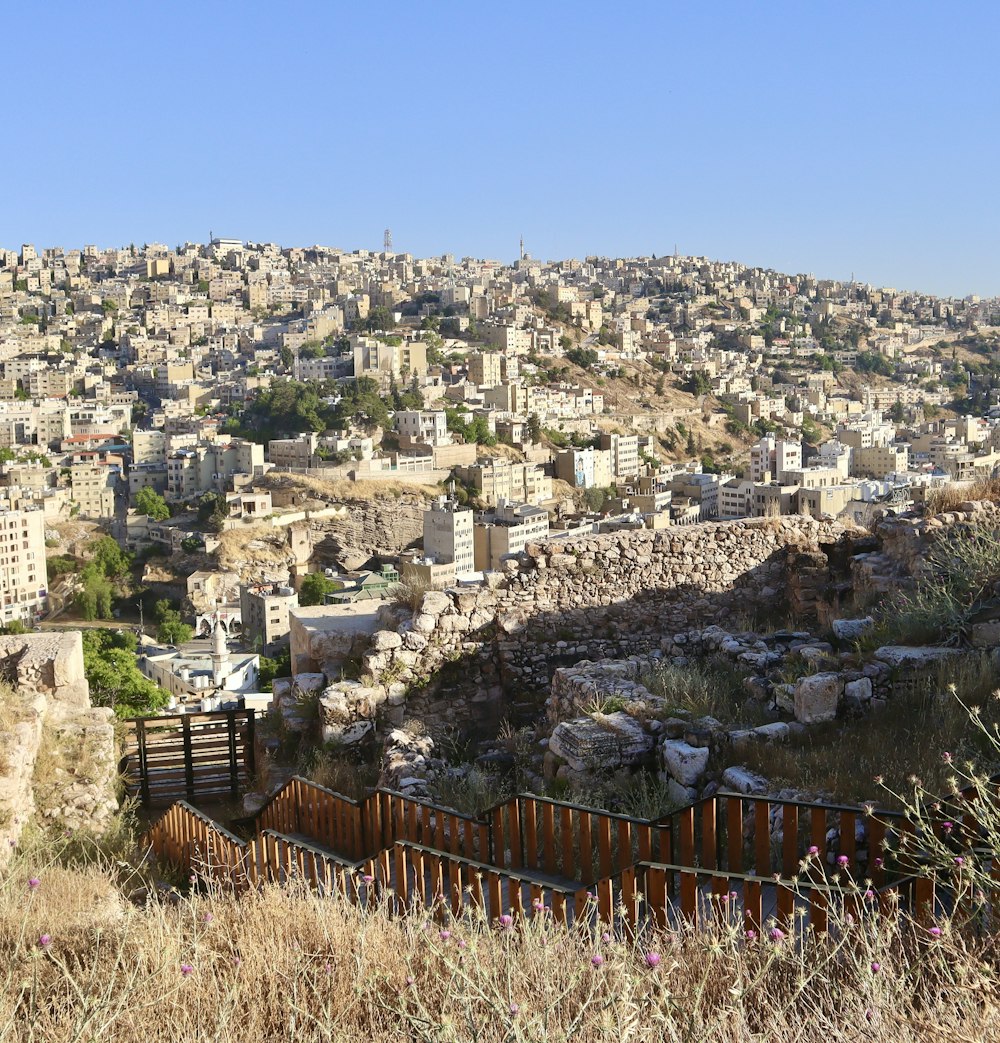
[642,658,770,729]
[924,477,1000,515]
[258,471,440,502]
[733,655,1000,805]
[3,823,1000,1042]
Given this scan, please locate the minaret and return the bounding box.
[519,235,524,261]
[210,617,230,686]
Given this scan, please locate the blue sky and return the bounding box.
[2,1,997,296]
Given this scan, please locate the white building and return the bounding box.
[423,496,475,577]
[0,506,47,625]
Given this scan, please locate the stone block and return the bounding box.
[844,677,873,702]
[420,590,453,617]
[370,630,403,652]
[832,617,874,643]
[666,777,697,806]
[874,646,961,671]
[971,621,1000,649]
[794,672,842,724]
[721,766,768,794]
[548,713,654,774]
[660,739,710,787]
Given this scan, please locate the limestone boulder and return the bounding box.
[548,713,654,774]
[721,766,768,794]
[793,672,842,724]
[873,646,961,671]
[660,739,710,787]
[832,617,874,643]
[370,630,403,652]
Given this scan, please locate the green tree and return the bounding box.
[133,487,170,521]
[74,564,114,620]
[81,630,170,718]
[299,572,340,606]
[526,413,543,444]
[91,536,132,579]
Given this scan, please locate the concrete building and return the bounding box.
[165,439,265,503]
[394,410,450,447]
[69,462,117,519]
[473,501,550,572]
[719,478,754,520]
[0,506,47,625]
[454,458,553,506]
[599,432,640,480]
[554,446,613,489]
[750,436,802,483]
[239,581,299,655]
[468,351,504,387]
[423,496,475,577]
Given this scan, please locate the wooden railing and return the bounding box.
[145,770,993,935]
[144,802,250,886]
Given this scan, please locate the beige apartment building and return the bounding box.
[454,458,552,506]
[423,496,475,577]
[468,351,504,387]
[69,463,117,519]
[165,439,265,503]
[0,506,47,625]
[239,581,299,654]
[473,502,549,572]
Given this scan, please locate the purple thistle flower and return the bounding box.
[929,926,942,938]
[942,822,953,833]
[202,912,213,923]
[362,874,374,884]
[28,878,39,890]
[458,939,467,949]
[645,952,661,968]
[233,957,242,968]
[745,929,757,941]
[954,857,965,866]
[180,962,193,976]
[439,930,451,942]
[874,857,884,868]
[591,954,604,968]
[808,845,819,855]
[498,914,513,929]
[38,934,51,948]
[509,1003,519,1016]
[837,854,850,867]
[406,976,415,987]
[601,931,611,943]
[769,927,785,941]
[871,961,881,973]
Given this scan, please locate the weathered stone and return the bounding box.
[666,778,698,806]
[548,713,654,774]
[721,766,768,794]
[420,591,452,617]
[844,677,873,702]
[794,672,842,724]
[971,621,1000,649]
[660,740,710,787]
[370,630,403,652]
[874,646,961,670]
[832,617,874,643]
[753,722,790,742]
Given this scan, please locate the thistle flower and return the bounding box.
[439,930,451,941]
[745,929,757,941]
[27,877,39,890]
[837,855,850,866]
[645,952,661,968]
[769,927,785,941]
[871,961,881,973]
[929,926,942,938]
[180,962,193,976]
[498,914,513,929]
[591,954,604,968]
[38,934,51,948]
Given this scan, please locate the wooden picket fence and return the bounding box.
[144,772,960,934]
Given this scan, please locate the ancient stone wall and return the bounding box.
[294,517,849,739]
[0,633,118,859]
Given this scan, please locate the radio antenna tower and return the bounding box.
[383,228,392,253]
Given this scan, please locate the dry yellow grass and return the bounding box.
[258,471,440,502]
[2,823,1000,1042]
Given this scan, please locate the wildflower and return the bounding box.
[942,822,954,833]
[180,962,194,976]
[871,961,881,973]
[837,855,850,867]
[324,962,332,974]
[954,857,965,867]
[233,957,241,968]
[873,774,884,785]
[645,952,661,968]
[406,976,415,987]
[808,845,819,855]
[509,1004,520,1016]
[27,878,39,890]
[874,857,884,868]
[498,914,513,929]
[929,926,942,938]
[38,934,51,948]
[729,890,738,900]
[865,889,876,899]
[769,927,785,942]
[591,954,604,968]
[745,929,757,941]
[202,912,213,923]
[458,940,467,950]
[601,932,612,943]
[362,874,374,884]
[942,752,952,763]
[439,930,451,942]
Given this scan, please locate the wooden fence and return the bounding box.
[123,709,256,806]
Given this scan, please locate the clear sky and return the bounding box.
[3,1,997,297]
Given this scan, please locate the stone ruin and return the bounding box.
[0,632,119,859]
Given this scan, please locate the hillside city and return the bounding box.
[1,237,999,710]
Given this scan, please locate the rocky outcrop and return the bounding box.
[0,633,118,858]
